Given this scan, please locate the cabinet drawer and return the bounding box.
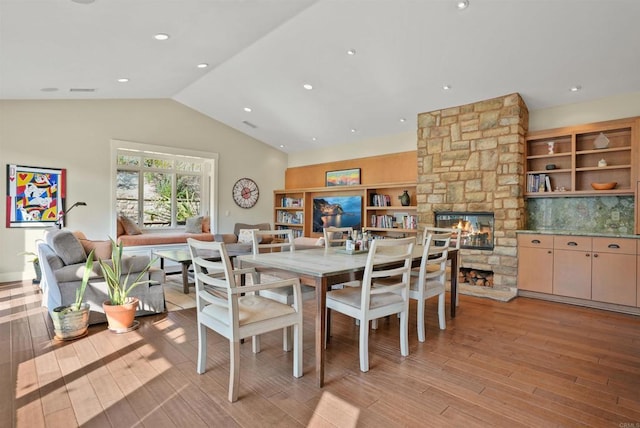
[593,237,636,255]
[554,236,592,251]
[518,234,553,248]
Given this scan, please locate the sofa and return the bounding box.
[117,215,215,247]
[38,228,166,325]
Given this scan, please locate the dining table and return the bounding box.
[236,245,458,387]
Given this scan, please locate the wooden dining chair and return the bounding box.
[325,236,415,372]
[323,226,354,248]
[250,229,315,351]
[187,238,303,402]
[423,226,461,306]
[411,230,450,342]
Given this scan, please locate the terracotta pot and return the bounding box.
[102,297,139,332]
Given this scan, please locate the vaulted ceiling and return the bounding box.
[2,0,639,153]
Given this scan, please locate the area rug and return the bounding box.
[163,277,196,311]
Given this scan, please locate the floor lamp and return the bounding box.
[55,201,87,229]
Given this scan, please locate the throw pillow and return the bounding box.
[185,216,203,234]
[119,215,142,235]
[237,228,258,244]
[51,230,87,265]
[202,216,210,233]
[79,239,113,261]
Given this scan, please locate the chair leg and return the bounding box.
[400,309,409,357]
[417,298,426,342]
[252,335,261,353]
[283,327,293,352]
[229,340,240,402]
[293,323,302,378]
[359,318,370,372]
[437,293,446,330]
[197,323,207,374]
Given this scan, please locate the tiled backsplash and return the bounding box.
[526,196,635,234]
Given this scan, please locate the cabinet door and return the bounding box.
[553,249,591,299]
[518,234,554,293]
[592,252,636,305]
[518,246,553,293]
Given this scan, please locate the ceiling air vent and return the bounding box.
[242,120,257,129]
[69,88,96,92]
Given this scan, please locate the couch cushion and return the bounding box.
[237,228,258,244]
[51,230,87,265]
[79,239,113,261]
[119,215,142,235]
[117,232,214,247]
[185,216,203,233]
[233,222,271,237]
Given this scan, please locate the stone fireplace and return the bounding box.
[417,93,528,300]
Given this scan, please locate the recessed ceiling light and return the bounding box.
[350,128,357,133]
[457,0,469,10]
[303,83,313,90]
[40,87,59,92]
[243,107,252,112]
[279,144,285,148]
[197,63,208,69]
[154,33,170,41]
[117,78,129,83]
[312,137,317,142]
[347,49,356,56]
[399,118,407,123]
[570,85,582,92]
[443,85,452,90]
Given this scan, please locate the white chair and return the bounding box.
[326,237,415,372]
[411,230,450,342]
[187,238,303,402]
[423,226,461,306]
[250,229,315,351]
[323,226,353,248]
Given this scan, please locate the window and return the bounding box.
[112,141,217,231]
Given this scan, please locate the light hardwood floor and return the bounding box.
[2,279,640,427]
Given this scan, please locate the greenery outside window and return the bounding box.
[115,147,212,229]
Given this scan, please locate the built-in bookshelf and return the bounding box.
[274,182,419,238]
[525,117,638,198]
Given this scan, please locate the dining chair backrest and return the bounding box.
[361,236,416,314]
[418,230,451,288]
[323,226,354,248]
[422,226,460,251]
[251,229,295,254]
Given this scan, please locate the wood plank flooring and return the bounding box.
[2,279,639,427]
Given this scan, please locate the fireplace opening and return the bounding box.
[435,211,494,250]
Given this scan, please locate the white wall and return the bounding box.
[0,99,287,282]
[288,91,640,168]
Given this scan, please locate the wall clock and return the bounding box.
[232,177,259,208]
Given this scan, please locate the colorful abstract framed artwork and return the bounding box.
[6,164,65,228]
[326,168,361,187]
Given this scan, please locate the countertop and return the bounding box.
[516,229,640,239]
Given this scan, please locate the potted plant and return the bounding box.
[18,251,41,284]
[99,238,155,332]
[50,250,94,340]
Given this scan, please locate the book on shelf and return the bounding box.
[370,193,391,207]
[527,173,552,193]
[281,197,303,207]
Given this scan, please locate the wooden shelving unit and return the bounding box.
[274,182,419,238]
[525,117,639,198]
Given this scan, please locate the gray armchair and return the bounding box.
[37,229,165,325]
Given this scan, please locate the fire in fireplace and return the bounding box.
[434,211,494,250]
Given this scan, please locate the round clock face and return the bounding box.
[232,178,259,208]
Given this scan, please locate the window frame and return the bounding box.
[110,139,218,237]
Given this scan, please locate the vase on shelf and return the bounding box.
[399,190,411,206]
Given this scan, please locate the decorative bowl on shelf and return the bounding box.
[591,182,617,190]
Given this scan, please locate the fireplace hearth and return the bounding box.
[435,211,494,250]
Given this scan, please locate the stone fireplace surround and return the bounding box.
[417,93,529,301]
